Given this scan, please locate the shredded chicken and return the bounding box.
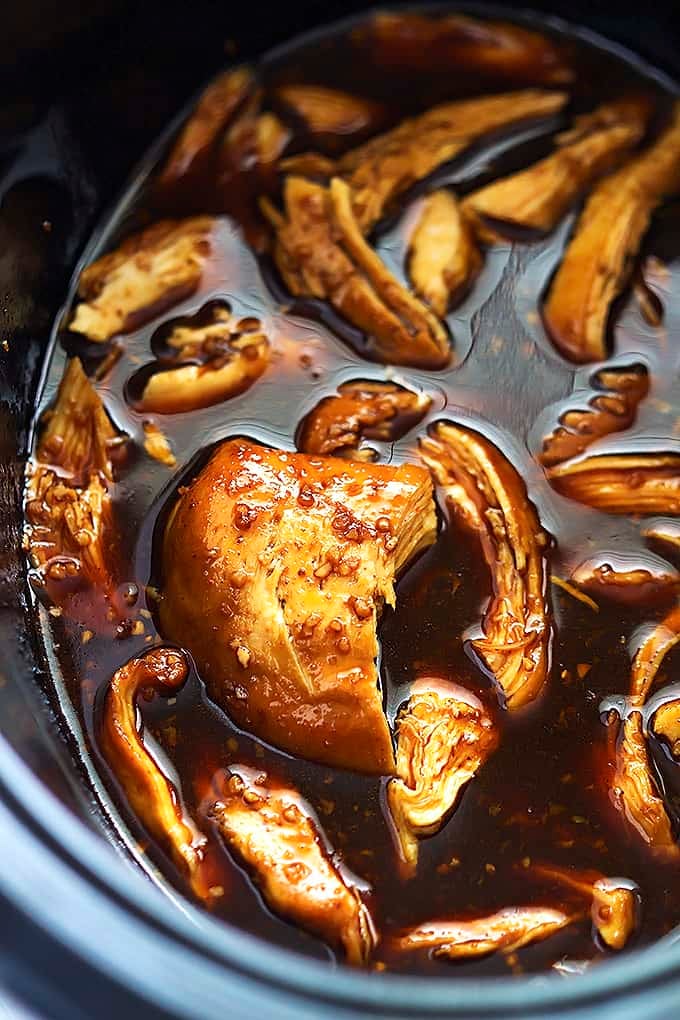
[101,648,213,898]
[218,98,291,182]
[544,101,680,363]
[70,217,215,342]
[570,555,679,607]
[25,358,122,587]
[629,605,680,702]
[159,438,436,773]
[395,906,572,959]
[274,85,385,146]
[546,451,680,514]
[420,422,551,709]
[651,700,680,758]
[352,12,572,84]
[533,865,638,950]
[462,97,649,237]
[387,679,497,875]
[157,67,254,190]
[539,363,649,468]
[142,421,177,467]
[266,175,450,368]
[140,305,270,413]
[408,190,483,316]
[211,770,376,963]
[297,379,430,459]
[338,90,568,232]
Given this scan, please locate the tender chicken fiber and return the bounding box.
[408,190,483,316]
[547,452,680,515]
[70,217,215,342]
[420,422,551,709]
[212,771,376,963]
[544,101,680,364]
[160,439,436,773]
[462,98,649,236]
[100,649,214,900]
[387,679,498,875]
[395,906,572,959]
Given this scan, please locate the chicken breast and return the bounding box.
[159,439,436,773]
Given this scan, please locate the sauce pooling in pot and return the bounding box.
[24,9,680,975]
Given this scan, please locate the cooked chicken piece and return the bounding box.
[463,98,648,237]
[544,101,680,364]
[643,520,680,557]
[386,679,498,875]
[101,648,213,899]
[211,770,376,963]
[395,906,572,959]
[570,555,679,607]
[157,67,254,191]
[159,439,436,773]
[218,99,291,180]
[539,363,649,468]
[420,422,551,709]
[297,380,431,459]
[533,865,638,950]
[339,90,568,231]
[142,421,176,467]
[70,217,215,342]
[140,305,271,414]
[278,151,338,178]
[629,605,680,701]
[408,190,483,316]
[25,358,122,587]
[611,709,679,860]
[352,12,572,84]
[274,85,385,148]
[651,700,680,758]
[267,175,450,368]
[546,451,680,515]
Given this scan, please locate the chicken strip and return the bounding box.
[25,358,122,589]
[274,85,386,148]
[386,679,498,875]
[101,648,214,899]
[211,769,375,963]
[570,555,679,608]
[544,101,680,364]
[297,380,431,460]
[395,906,572,960]
[539,363,649,468]
[159,439,436,773]
[630,605,680,702]
[546,451,680,515]
[462,98,649,237]
[533,865,638,950]
[420,422,551,709]
[339,90,568,232]
[267,175,450,368]
[352,12,572,84]
[408,190,483,316]
[70,217,215,342]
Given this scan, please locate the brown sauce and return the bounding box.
[27,9,680,976]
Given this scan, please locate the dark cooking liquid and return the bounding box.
[30,11,680,976]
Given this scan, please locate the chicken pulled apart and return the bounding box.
[25,358,123,589]
[211,769,376,963]
[533,865,638,950]
[264,175,450,368]
[546,451,680,514]
[70,217,215,342]
[159,439,436,773]
[462,97,649,239]
[386,679,498,875]
[297,380,431,460]
[420,422,551,709]
[543,101,680,364]
[539,363,649,468]
[570,555,679,608]
[139,304,271,413]
[395,906,572,960]
[273,85,386,149]
[101,648,214,899]
[407,190,483,317]
[352,12,572,84]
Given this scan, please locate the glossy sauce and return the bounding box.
[29,11,680,976]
